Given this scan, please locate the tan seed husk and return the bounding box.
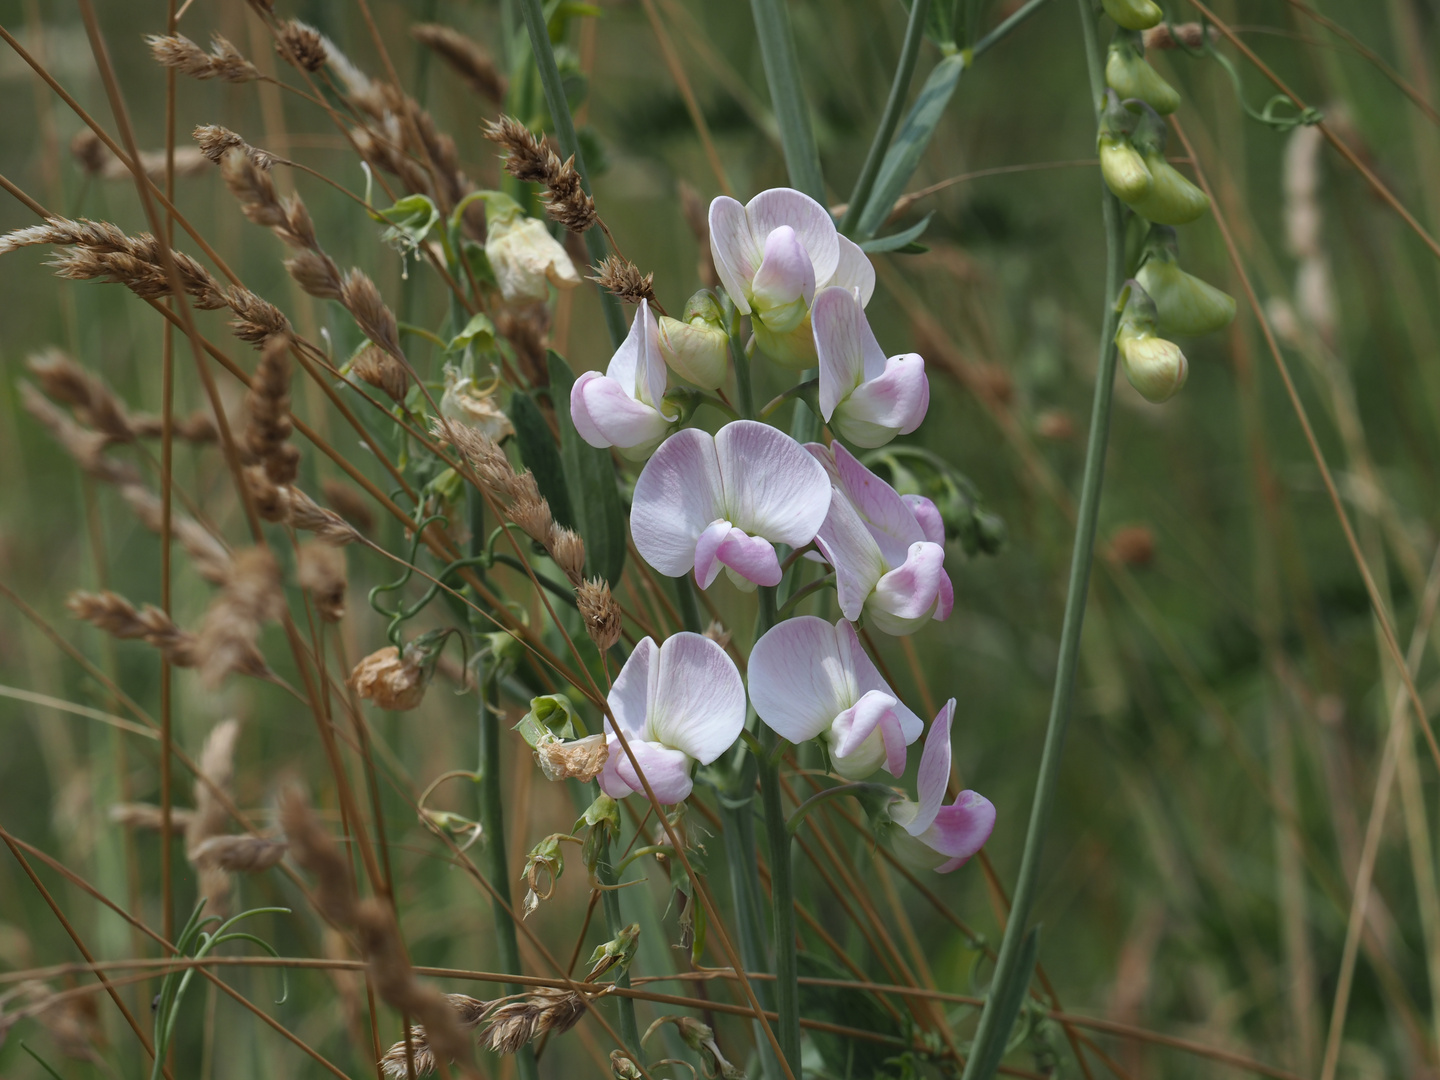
[195,548,284,689]
[297,542,347,622]
[412,24,506,105]
[350,645,427,711]
[576,579,623,652]
[588,255,656,306]
[189,834,288,872]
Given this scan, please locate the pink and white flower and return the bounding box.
[806,441,953,635]
[632,420,831,591]
[882,700,995,873]
[571,299,678,458]
[708,188,875,367]
[749,616,923,780]
[812,286,929,449]
[597,632,746,804]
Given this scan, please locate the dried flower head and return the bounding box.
[378,995,488,1078]
[297,542,347,622]
[351,344,409,403]
[320,479,375,536]
[285,249,344,302]
[284,486,363,545]
[535,734,608,783]
[146,33,259,83]
[340,269,405,361]
[350,645,427,711]
[480,988,586,1055]
[67,590,199,668]
[549,527,586,587]
[482,116,595,232]
[576,579,623,652]
[195,548,284,689]
[108,802,195,833]
[193,125,274,170]
[430,417,516,496]
[189,834,289,872]
[279,787,356,926]
[28,349,132,443]
[507,491,554,546]
[186,719,241,914]
[412,24,506,104]
[276,20,328,72]
[702,620,732,652]
[588,255,656,306]
[245,334,299,485]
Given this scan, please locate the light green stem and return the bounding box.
[749,0,825,202]
[839,0,931,234]
[592,791,644,1057]
[757,742,799,1071]
[516,0,626,347]
[958,3,1124,1076]
[720,773,780,1080]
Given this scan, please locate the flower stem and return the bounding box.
[839,0,931,235]
[516,0,626,347]
[757,743,801,1071]
[748,0,825,202]
[957,4,1124,1077]
[592,789,644,1056]
[729,312,756,420]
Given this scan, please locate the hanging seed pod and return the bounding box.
[1116,281,1188,403]
[1106,30,1180,115]
[1127,103,1210,225]
[1097,91,1152,204]
[1102,0,1163,31]
[1135,227,1236,336]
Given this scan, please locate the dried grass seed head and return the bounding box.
[27,349,132,442]
[276,20,328,72]
[480,988,586,1055]
[146,33,260,83]
[279,787,357,926]
[195,548,283,689]
[588,255,656,306]
[285,486,363,545]
[351,343,409,403]
[549,526,586,586]
[576,579,623,652]
[119,483,233,585]
[412,24,506,105]
[429,417,515,495]
[285,249,344,302]
[194,125,274,170]
[340,269,403,360]
[66,589,198,667]
[322,479,376,535]
[189,834,289,872]
[108,803,195,833]
[244,334,298,484]
[378,995,488,1078]
[297,542,348,621]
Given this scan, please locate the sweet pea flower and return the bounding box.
[880,700,995,873]
[571,299,679,458]
[812,286,929,448]
[708,188,875,368]
[806,442,953,635]
[597,632,746,804]
[480,193,582,304]
[632,420,831,591]
[749,616,923,780]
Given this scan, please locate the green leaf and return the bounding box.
[855,54,966,239]
[859,211,935,253]
[547,351,627,585]
[516,693,581,746]
[375,193,440,251]
[448,312,497,354]
[508,389,576,529]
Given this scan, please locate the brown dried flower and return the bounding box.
[67,590,199,668]
[480,988,586,1055]
[588,255,656,306]
[378,994,488,1078]
[507,491,554,546]
[146,33,259,83]
[193,125,275,170]
[549,527,586,587]
[430,417,516,496]
[1142,22,1215,50]
[276,20,328,72]
[279,787,356,926]
[535,734,608,783]
[350,645,428,711]
[285,249,344,302]
[702,620,732,652]
[351,343,409,403]
[412,24,506,105]
[576,579,623,652]
[189,834,289,872]
[482,116,595,232]
[245,334,299,485]
[340,269,405,361]
[286,486,364,545]
[297,542,347,622]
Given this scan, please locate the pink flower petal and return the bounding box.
[713,421,831,548]
[649,632,747,764]
[872,541,948,621]
[879,711,910,778]
[837,620,924,745]
[907,700,955,836]
[832,353,930,448]
[813,286,884,420]
[922,791,996,872]
[633,299,669,413]
[830,688,900,760]
[607,738,696,803]
[934,568,955,621]
[814,493,887,623]
[902,494,946,546]
[632,429,727,578]
[751,226,817,313]
[749,616,852,744]
[571,372,672,451]
[833,443,925,564]
[692,519,733,590]
[708,195,760,315]
[746,188,839,289]
[715,528,782,587]
[606,636,657,739]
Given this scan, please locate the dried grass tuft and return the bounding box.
[195,548,283,689]
[412,24,506,105]
[577,579,623,652]
[279,787,356,926]
[67,591,198,668]
[297,542,347,621]
[483,116,596,232]
[351,344,409,403]
[275,20,328,73]
[193,125,275,170]
[378,994,488,1078]
[146,33,259,83]
[479,988,586,1055]
[588,255,656,306]
[189,834,288,872]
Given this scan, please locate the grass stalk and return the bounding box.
[958,2,1125,1074]
[756,748,800,1071]
[592,790,645,1056]
[749,0,826,201]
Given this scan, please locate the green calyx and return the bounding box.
[1105,30,1179,114]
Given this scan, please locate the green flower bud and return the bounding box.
[1102,0,1163,31]
[1128,106,1210,224]
[1098,90,1152,203]
[1106,31,1180,114]
[1116,281,1188,403]
[656,291,730,389]
[1135,227,1236,336]
[752,309,818,370]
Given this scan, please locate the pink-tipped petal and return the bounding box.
[569,370,608,448]
[649,632,747,764]
[713,421,831,547]
[833,353,930,448]
[907,700,955,836]
[832,443,925,563]
[813,286,884,420]
[749,617,851,744]
[708,196,759,314]
[934,569,955,621]
[837,620,925,745]
[746,188,839,288]
[828,234,876,306]
[572,373,672,450]
[872,542,949,621]
[716,528,782,587]
[692,519,733,590]
[814,494,887,623]
[830,689,899,760]
[879,711,910,777]
[606,637,657,739]
[902,494,946,546]
[610,738,696,803]
[750,226,817,312]
[921,791,996,871]
[632,429,727,578]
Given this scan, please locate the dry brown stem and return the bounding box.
[279,787,356,927]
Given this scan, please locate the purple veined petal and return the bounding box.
[813,286,882,420]
[872,541,949,622]
[830,688,899,760]
[902,494,946,546]
[692,519,732,590]
[826,234,876,307]
[606,636,657,739]
[713,421,831,548]
[814,492,887,623]
[746,188,840,290]
[711,528,782,587]
[749,616,854,744]
[832,442,925,562]
[597,742,631,800]
[572,374,673,451]
[935,568,955,621]
[833,354,930,449]
[648,632,747,765]
[610,737,697,803]
[906,700,955,837]
[709,195,760,314]
[634,299,670,413]
[750,226,817,314]
[879,710,910,777]
[922,791,997,872]
[837,619,924,745]
[804,441,841,484]
[632,429,727,577]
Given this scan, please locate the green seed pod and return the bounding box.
[1136,228,1236,335]
[1102,0,1164,31]
[1128,105,1210,224]
[1097,90,1151,203]
[1116,282,1188,402]
[1106,31,1180,114]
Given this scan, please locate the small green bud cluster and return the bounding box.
[1094,7,1236,403]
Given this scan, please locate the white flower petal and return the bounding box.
[713,421,831,547]
[826,234,876,307]
[606,637,657,739]
[749,616,854,744]
[812,286,877,421]
[648,632,746,764]
[708,195,759,314]
[832,442,925,565]
[632,429,727,577]
[746,188,839,290]
[814,490,887,623]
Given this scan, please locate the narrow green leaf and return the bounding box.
[508,390,576,529]
[858,210,935,252]
[547,351,627,584]
[969,926,1042,1080]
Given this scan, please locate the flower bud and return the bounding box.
[656,291,730,389]
[1135,227,1236,336]
[1102,0,1163,31]
[610,1051,643,1080]
[1116,282,1188,403]
[480,191,581,303]
[516,693,580,747]
[440,364,514,441]
[1097,91,1151,203]
[1106,30,1180,114]
[1128,106,1210,224]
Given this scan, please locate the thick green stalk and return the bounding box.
[673,574,704,634]
[839,0,931,234]
[958,3,1124,1077]
[749,0,825,201]
[516,0,626,347]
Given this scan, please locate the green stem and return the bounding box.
[757,743,800,1071]
[593,782,644,1056]
[729,310,756,420]
[749,0,825,201]
[958,5,1124,1078]
[516,0,626,347]
[839,0,931,234]
[720,767,780,1080]
[673,574,704,634]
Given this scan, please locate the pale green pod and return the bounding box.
[1100,136,1153,203]
[1137,250,1236,336]
[1130,152,1210,224]
[1106,36,1181,114]
[1102,0,1164,30]
[1117,323,1188,402]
